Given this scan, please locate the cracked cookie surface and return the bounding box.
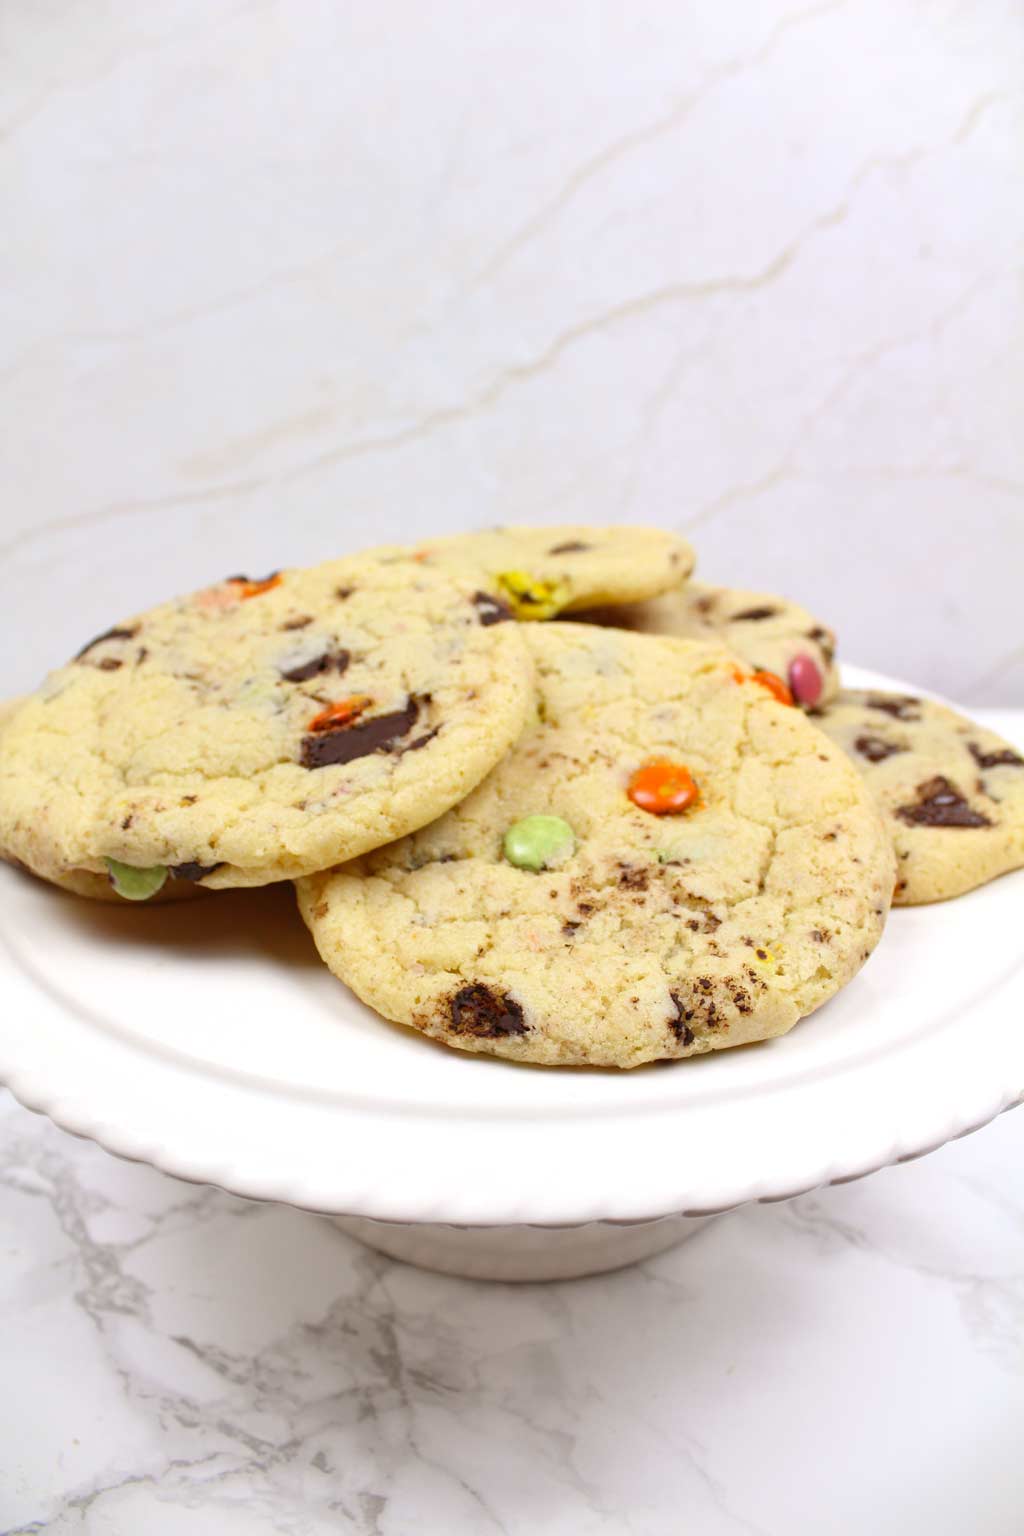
[577,580,838,708]
[411,525,695,617]
[813,689,1024,904]
[0,553,534,894]
[298,624,893,1068]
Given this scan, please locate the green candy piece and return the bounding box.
[503,814,576,873]
[104,858,169,901]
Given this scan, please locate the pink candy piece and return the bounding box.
[787,653,823,706]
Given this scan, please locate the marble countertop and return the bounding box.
[2,1091,1022,1535]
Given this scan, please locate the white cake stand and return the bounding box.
[2,670,1021,1281]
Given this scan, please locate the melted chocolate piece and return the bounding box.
[300,698,420,769]
[854,735,906,763]
[449,984,528,1038]
[335,585,355,601]
[969,742,1024,770]
[895,776,992,829]
[730,605,778,622]
[280,649,350,684]
[668,994,695,1047]
[74,624,139,660]
[170,861,224,882]
[282,615,313,631]
[472,591,512,626]
[547,540,591,554]
[97,657,123,671]
[868,696,922,721]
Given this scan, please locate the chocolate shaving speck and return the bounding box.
[868,696,922,721]
[472,591,512,626]
[854,735,905,763]
[731,606,778,622]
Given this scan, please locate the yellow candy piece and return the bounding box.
[752,944,776,966]
[495,570,569,621]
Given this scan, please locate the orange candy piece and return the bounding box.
[228,573,283,599]
[730,665,794,707]
[308,695,373,733]
[627,760,699,816]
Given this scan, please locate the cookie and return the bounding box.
[412,525,694,619]
[0,552,534,897]
[812,689,1024,904]
[576,580,838,708]
[298,624,894,1068]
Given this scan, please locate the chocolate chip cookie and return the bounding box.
[812,690,1024,903]
[577,580,838,708]
[298,624,894,1068]
[0,552,534,896]
[413,525,694,619]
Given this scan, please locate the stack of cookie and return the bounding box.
[2,527,1021,1069]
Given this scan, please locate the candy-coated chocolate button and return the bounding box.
[787,654,823,706]
[751,670,794,706]
[495,570,568,621]
[627,761,699,815]
[308,695,373,733]
[228,572,283,599]
[503,814,576,871]
[105,858,168,901]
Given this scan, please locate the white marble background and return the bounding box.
[1,0,1022,701]
[3,3,1024,1532]
[3,1091,1024,1536]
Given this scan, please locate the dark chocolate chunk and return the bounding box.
[854,735,906,763]
[335,586,355,601]
[300,698,420,769]
[282,654,329,683]
[868,696,922,721]
[74,625,139,660]
[282,616,313,631]
[969,742,1024,770]
[472,591,513,626]
[547,540,591,554]
[280,649,350,684]
[895,776,992,829]
[449,983,528,1038]
[169,861,225,882]
[730,606,778,622]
